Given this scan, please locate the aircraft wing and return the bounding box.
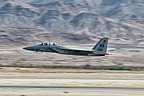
[50,47,91,55]
[49,47,60,53]
[65,48,91,52]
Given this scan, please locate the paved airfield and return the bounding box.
[0,68,144,96]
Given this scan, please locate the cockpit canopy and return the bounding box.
[39,42,58,46]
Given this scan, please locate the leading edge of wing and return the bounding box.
[51,47,92,53]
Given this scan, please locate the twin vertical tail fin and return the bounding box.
[92,38,108,56]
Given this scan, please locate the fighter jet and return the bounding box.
[23,38,108,56]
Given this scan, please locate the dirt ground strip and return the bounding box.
[0,44,144,68]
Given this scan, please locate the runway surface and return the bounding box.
[0,85,144,96]
[0,70,144,96]
[0,85,143,89]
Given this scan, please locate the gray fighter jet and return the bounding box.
[23,38,108,56]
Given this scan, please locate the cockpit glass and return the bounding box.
[49,42,58,45]
[39,43,43,45]
[39,42,58,46]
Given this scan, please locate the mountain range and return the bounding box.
[0,0,144,47]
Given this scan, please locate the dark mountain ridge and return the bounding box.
[0,0,144,47]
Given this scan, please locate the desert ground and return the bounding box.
[0,43,144,68]
[0,43,144,96]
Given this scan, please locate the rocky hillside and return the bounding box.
[0,0,144,47]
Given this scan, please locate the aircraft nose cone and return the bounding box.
[23,46,34,51]
[23,47,30,50]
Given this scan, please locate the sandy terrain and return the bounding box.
[0,43,144,68]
